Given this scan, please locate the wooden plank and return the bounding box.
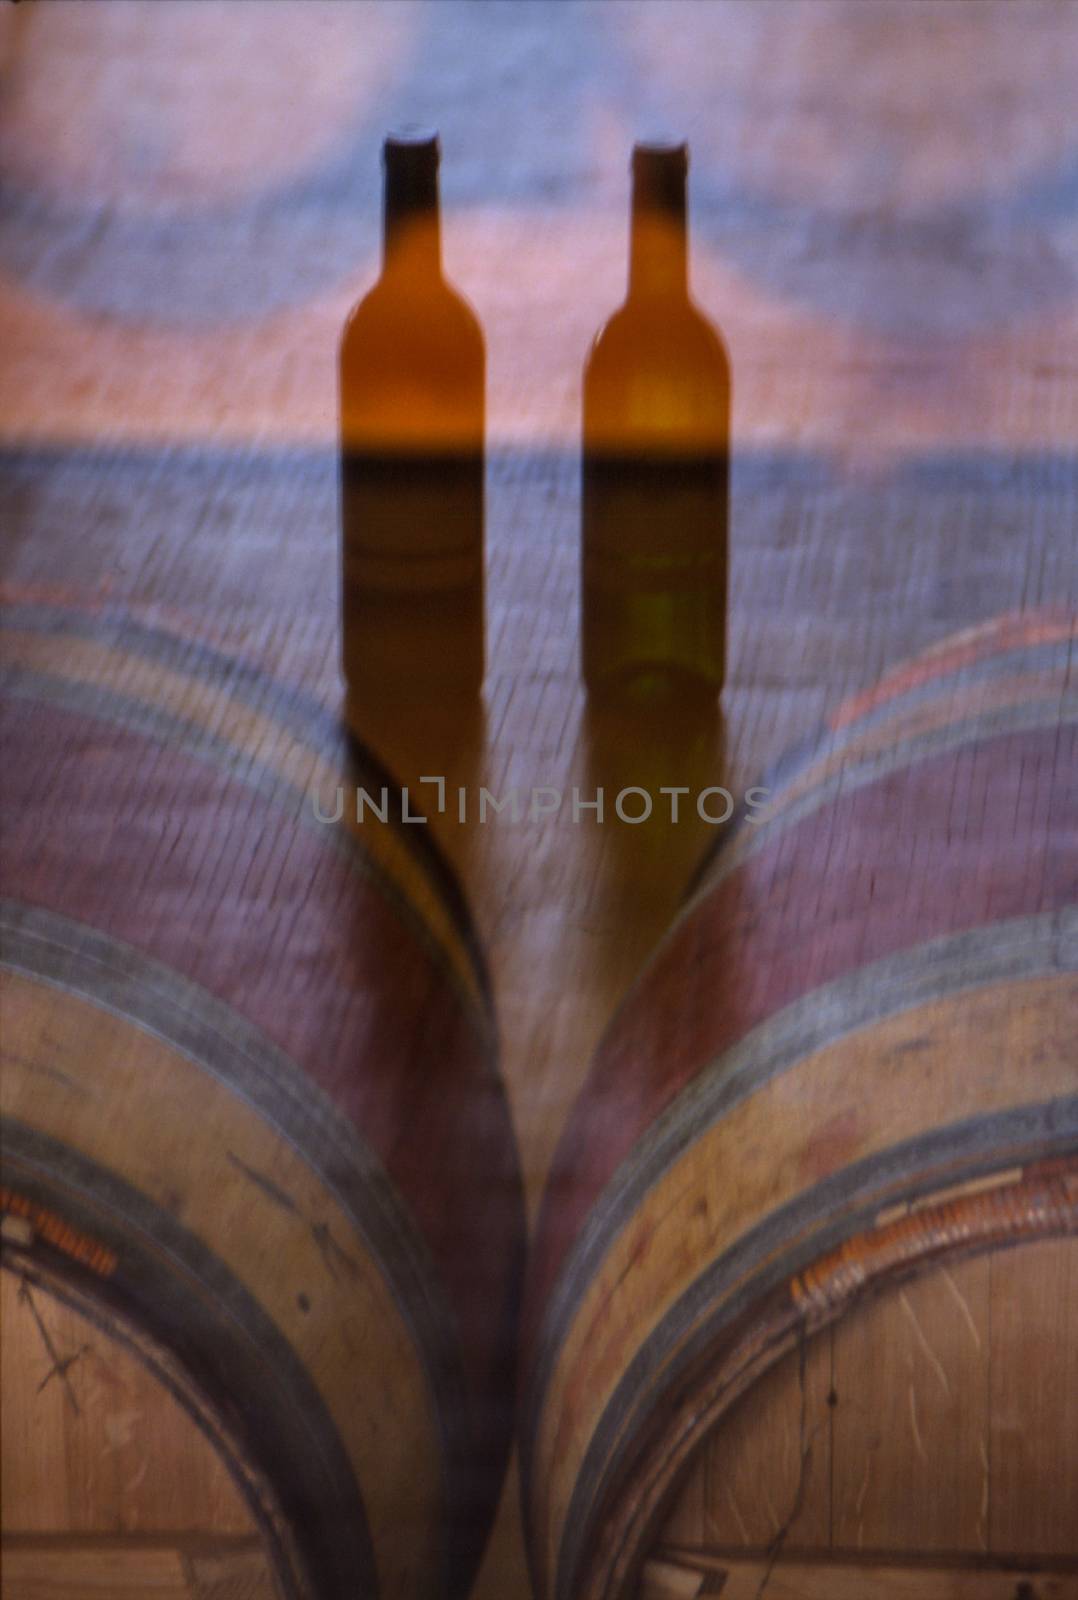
[989,1237,1078,1557]
[0,1545,192,1599]
[0,1540,277,1600]
[187,1545,279,1600]
[831,1258,991,1553]
[638,1559,704,1600]
[656,1551,1078,1600]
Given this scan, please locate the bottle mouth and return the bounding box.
[631,141,689,214]
[631,140,689,181]
[384,127,441,174]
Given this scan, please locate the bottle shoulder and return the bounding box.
[339,270,484,448]
[341,272,485,360]
[586,293,730,383]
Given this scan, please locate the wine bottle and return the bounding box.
[340,130,485,706]
[581,141,730,701]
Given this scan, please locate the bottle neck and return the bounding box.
[628,176,688,301]
[382,168,442,280]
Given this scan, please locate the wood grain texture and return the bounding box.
[661,1330,833,1553]
[637,1559,704,1600]
[656,1552,1078,1600]
[0,1538,278,1600]
[0,4,1075,1598]
[989,1239,1078,1557]
[0,1270,253,1536]
[830,1259,991,1553]
[0,1545,195,1600]
[656,1241,1078,1577]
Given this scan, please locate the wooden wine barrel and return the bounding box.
[0,602,526,1600]
[521,609,1078,1600]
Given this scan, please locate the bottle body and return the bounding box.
[581,147,730,700]
[340,134,485,704]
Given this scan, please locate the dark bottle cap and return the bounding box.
[632,141,689,178]
[631,140,689,210]
[384,127,441,174]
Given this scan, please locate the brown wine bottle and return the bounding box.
[340,130,485,705]
[581,141,730,701]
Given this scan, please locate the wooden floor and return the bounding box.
[1,2,1076,1597]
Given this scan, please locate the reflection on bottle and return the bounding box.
[340,130,485,708]
[582,141,730,701]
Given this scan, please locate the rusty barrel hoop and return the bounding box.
[521,608,1078,1600]
[0,602,526,1600]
